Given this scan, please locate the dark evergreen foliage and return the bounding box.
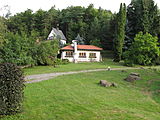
[125,0,160,49]
[0,63,25,115]
[0,2,160,66]
[114,3,127,62]
[6,5,113,50]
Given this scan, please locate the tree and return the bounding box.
[114,3,127,62]
[124,32,160,66]
[6,9,34,35]
[89,17,100,45]
[0,17,7,47]
[34,40,59,66]
[43,7,59,39]
[125,0,160,49]
[59,5,113,48]
[1,32,35,66]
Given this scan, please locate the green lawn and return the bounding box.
[1,69,160,120]
[24,58,125,75]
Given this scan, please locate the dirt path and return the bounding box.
[25,67,145,84]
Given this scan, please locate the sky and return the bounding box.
[0,0,160,16]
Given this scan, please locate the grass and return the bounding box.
[24,58,125,75]
[1,69,160,120]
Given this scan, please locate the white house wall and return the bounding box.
[47,30,55,40]
[61,51,74,62]
[61,50,102,62]
[60,40,66,45]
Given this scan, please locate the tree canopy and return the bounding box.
[124,32,160,66]
[125,0,160,49]
[114,3,127,62]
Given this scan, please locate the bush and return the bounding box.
[0,32,35,66]
[52,59,69,67]
[62,59,70,65]
[34,40,59,66]
[155,57,160,65]
[124,32,160,66]
[0,63,25,115]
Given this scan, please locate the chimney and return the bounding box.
[74,40,77,53]
[73,40,78,63]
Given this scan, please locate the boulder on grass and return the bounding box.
[111,83,118,87]
[99,80,117,87]
[130,72,140,77]
[124,73,141,83]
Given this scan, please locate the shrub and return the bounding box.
[155,57,160,65]
[0,63,25,115]
[51,59,69,67]
[0,32,35,66]
[124,32,160,66]
[34,40,59,66]
[62,59,70,65]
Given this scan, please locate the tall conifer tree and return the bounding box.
[125,0,160,49]
[114,3,127,62]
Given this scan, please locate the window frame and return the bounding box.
[65,51,73,57]
[79,52,86,58]
[89,53,96,58]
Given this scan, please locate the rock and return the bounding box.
[130,72,140,77]
[99,80,117,87]
[111,83,118,87]
[99,80,111,87]
[124,75,141,82]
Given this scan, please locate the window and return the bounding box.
[79,53,86,58]
[65,51,73,57]
[89,53,96,58]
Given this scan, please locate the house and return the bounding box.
[61,40,103,63]
[47,27,67,47]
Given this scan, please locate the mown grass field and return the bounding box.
[24,58,124,75]
[1,69,160,120]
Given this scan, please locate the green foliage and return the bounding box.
[34,40,59,66]
[0,29,59,66]
[0,63,25,115]
[47,5,114,48]
[0,17,7,48]
[2,2,160,67]
[52,58,70,67]
[5,5,113,50]
[124,32,160,66]
[89,17,101,46]
[61,59,70,65]
[125,0,160,49]
[90,39,101,47]
[0,32,35,66]
[114,3,127,62]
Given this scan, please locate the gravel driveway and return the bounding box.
[25,67,143,84]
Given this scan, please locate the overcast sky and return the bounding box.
[0,0,160,16]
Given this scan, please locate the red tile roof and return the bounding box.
[61,45,103,51]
